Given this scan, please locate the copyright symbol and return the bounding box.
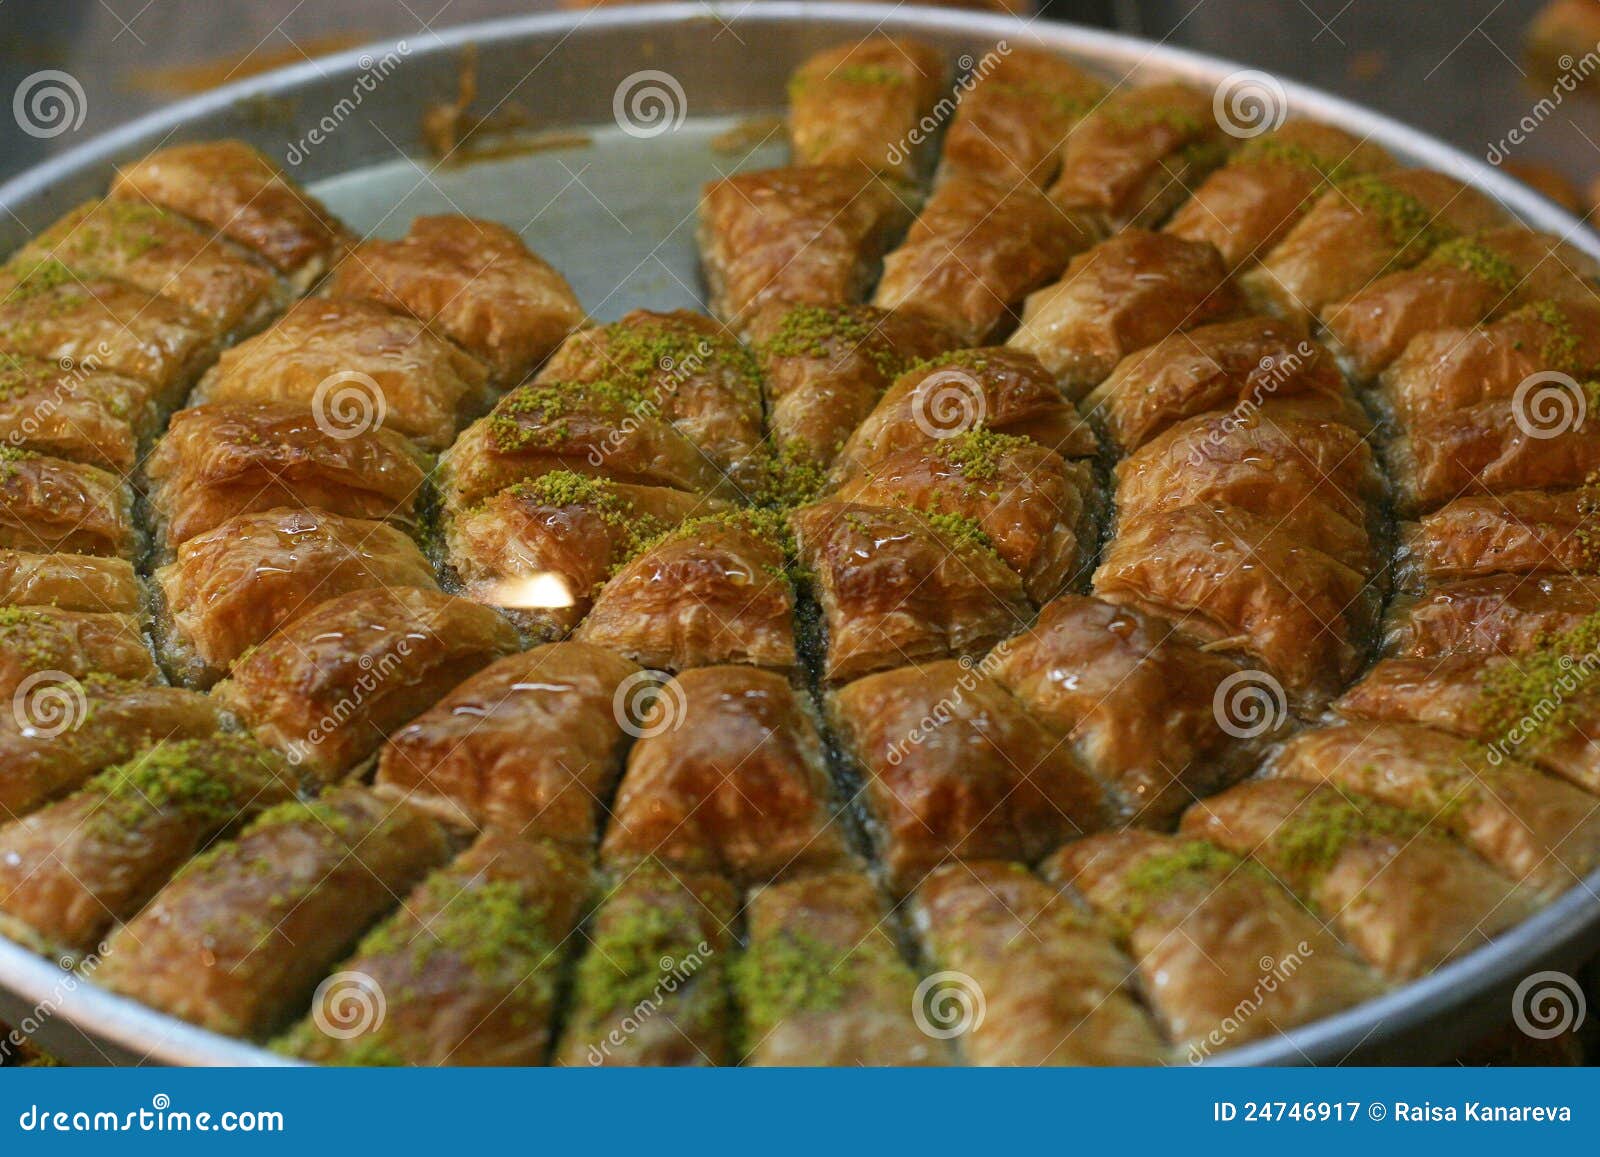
[1368,1102,1386,1121]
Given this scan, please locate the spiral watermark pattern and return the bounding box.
[912,970,986,1040]
[312,371,387,440]
[1212,669,1288,739]
[13,70,88,139]
[1213,69,1289,139]
[911,369,986,440]
[11,670,87,738]
[613,70,687,139]
[1511,370,1587,439]
[613,669,688,738]
[311,971,386,1040]
[1511,970,1586,1039]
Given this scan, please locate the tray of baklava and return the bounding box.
[0,4,1596,1067]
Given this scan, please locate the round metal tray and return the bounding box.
[1,2,1596,1068]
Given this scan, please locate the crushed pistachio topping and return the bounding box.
[1425,235,1520,295]
[1474,610,1600,755]
[917,508,994,555]
[589,317,760,399]
[904,348,995,379]
[632,506,795,562]
[755,306,905,380]
[748,440,830,510]
[735,929,852,1033]
[86,735,275,832]
[1,259,79,306]
[1099,101,1202,135]
[933,427,1030,484]
[496,470,671,576]
[574,886,703,1018]
[989,80,1096,122]
[1337,174,1455,257]
[1235,135,1347,180]
[484,379,644,451]
[360,878,555,989]
[1114,840,1246,927]
[1526,299,1587,372]
[1273,786,1429,881]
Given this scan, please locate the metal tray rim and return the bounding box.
[0,1,1596,1069]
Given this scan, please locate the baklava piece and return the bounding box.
[1394,488,1599,589]
[0,353,148,473]
[214,587,519,779]
[439,379,728,514]
[1043,832,1383,1055]
[788,37,947,180]
[0,449,136,559]
[537,310,764,489]
[0,550,140,614]
[1047,82,1230,235]
[280,832,589,1066]
[144,402,427,553]
[556,864,738,1067]
[0,262,214,407]
[375,642,639,841]
[444,472,726,639]
[738,871,940,1066]
[1093,503,1377,712]
[154,508,438,687]
[0,735,296,957]
[1265,721,1600,896]
[194,297,492,450]
[1240,170,1505,323]
[1165,121,1395,268]
[575,512,797,672]
[1322,227,1600,381]
[751,304,960,471]
[111,140,348,290]
[830,661,1109,895]
[601,667,855,887]
[0,675,222,818]
[1007,230,1239,395]
[792,501,1030,682]
[13,198,286,339]
[1383,574,1600,659]
[0,607,156,697]
[1182,779,1538,980]
[1082,315,1354,453]
[697,166,915,335]
[988,595,1282,829]
[97,786,450,1039]
[330,215,583,386]
[910,861,1167,1065]
[873,176,1094,345]
[831,347,1098,482]
[939,46,1105,190]
[831,430,1098,603]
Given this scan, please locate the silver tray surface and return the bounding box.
[0,1,1596,1068]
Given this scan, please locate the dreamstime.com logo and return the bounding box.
[913,970,986,1040]
[310,970,387,1041]
[312,370,388,440]
[613,70,687,139]
[13,70,87,139]
[1212,669,1288,740]
[612,669,688,739]
[1511,970,1587,1040]
[1512,370,1589,439]
[911,368,986,440]
[11,670,87,738]
[1213,69,1289,139]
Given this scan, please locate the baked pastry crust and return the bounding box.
[0,607,156,697]
[1240,170,1506,323]
[111,140,348,288]
[213,587,519,779]
[739,871,941,1066]
[910,861,1167,1065]
[1182,778,1538,980]
[1007,230,1239,395]
[0,675,223,818]
[555,864,738,1066]
[330,215,583,386]
[698,165,915,335]
[988,594,1282,828]
[0,550,140,614]
[279,832,589,1065]
[0,735,296,957]
[0,354,147,472]
[939,46,1105,190]
[1383,575,1600,658]
[1165,121,1395,268]
[145,402,427,553]
[0,450,135,559]
[601,666,855,887]
[1043,832,1383,1054]
[195,297,492,450]
[792,500,1030,682]
[830,661,1109,894]
[1395,488,1598,589]
[788,38,947,180]
[97,787,450,1039]
[155,508,437,686]
[873,176,1094,345]
[1047,82,1230,236]
[831,347,1098,484]
[375,641,639,841]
